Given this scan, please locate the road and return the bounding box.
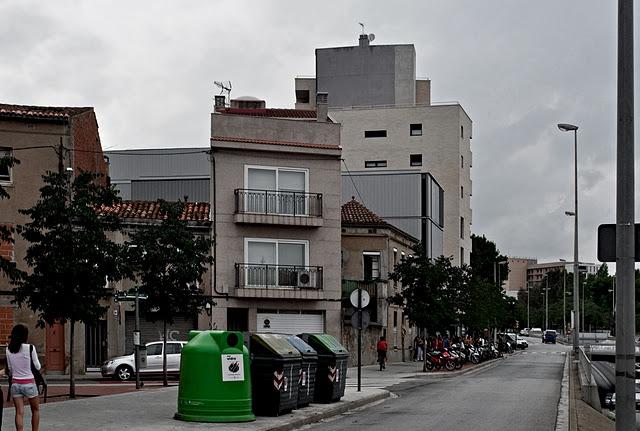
[304,337,569,431]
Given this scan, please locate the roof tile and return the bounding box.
[98,201,210,222]
[0,103,93,121]
[217,108,317,119]
[341,198,387,226]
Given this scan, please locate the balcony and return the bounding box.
[234,189,323,227]
[234,263,324,299]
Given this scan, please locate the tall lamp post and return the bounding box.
[559,259,567,335]
[558,122,579,354]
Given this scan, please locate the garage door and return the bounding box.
[125,312,195,353]
[256,311,324,335]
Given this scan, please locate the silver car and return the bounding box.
[101,341,186,381]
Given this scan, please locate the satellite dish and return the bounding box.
[368,33,375,42]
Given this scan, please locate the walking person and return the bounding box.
[416,337,424,361]
[376,336,388,371]
[6,324,41,431]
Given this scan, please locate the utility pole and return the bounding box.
[527,283,530,330]
[615,0,635,428]
[545,277,549,331]
[563,267,566,335]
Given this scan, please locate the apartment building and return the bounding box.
[209,95,343,337]
[341,198,418,365]
[503,257,598,294]
[0,103,108,374]
[295,35,473,265]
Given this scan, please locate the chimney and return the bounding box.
[359,33,369,47]
[316,92,328,122]
[214,95,226,111]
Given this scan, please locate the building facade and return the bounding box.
[295,35,472,265]
[0,103,108,374]
[341,199,418,365]
[209,98,343,338]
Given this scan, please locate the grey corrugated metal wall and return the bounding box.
[131,179,210,202]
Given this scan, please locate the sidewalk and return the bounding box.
[0,361,498,430]
[569,354,614,431]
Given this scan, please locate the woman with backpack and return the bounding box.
[6,324,41,431]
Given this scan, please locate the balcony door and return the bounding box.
[245,239,308,287]
[245,166,308,215]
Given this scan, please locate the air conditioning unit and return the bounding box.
[297,270,313,288]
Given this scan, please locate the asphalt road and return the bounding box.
[304,338,569,431]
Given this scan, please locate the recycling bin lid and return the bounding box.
[287,335,317,357]
[303,334,348,354]
[251,333,301,359]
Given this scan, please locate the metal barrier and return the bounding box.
[577,346,600,409]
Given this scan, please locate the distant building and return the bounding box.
[295,35,472,265]
[503,257,598,294]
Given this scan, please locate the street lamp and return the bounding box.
[559,259,567,335]
[558,122,579,354]
[542,277,550,331]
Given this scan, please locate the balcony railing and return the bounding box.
[235,263,323,289]
[234,189,323,217]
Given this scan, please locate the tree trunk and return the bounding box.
[69,320,76,399]
[162,320,168,387]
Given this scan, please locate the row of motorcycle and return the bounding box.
[423,342,503,371]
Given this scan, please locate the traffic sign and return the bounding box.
[349,289,370,308]
[350,310,370,330]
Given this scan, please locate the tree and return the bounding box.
[126,199,212,386]
[390,246,470,371]
[0,154,22,283]
[470,233,509,286]
[13,170,124,397]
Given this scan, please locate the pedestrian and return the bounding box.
[6,324,41,431]
[413,335,420,361]
[376,336,388,371]
[416,337,425,361]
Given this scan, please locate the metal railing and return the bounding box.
[235,263,323,289]
[234,189,323,217]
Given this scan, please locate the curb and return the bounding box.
[258,391,391,431]
[555,352,570,431]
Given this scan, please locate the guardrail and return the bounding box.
[234,189,323,218]
[577,346,600,409]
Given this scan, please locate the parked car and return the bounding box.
[529,328,543,337]
[506,332,528,349]
[101,341,187,381]
[519,328,530,336]
[542,330,557,344]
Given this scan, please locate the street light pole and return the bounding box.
[527,283,530,330]
[545,278,549,331]
[558,123,580,354]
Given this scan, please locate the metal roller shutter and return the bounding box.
[125,312,195,353]
[256,311,324,335]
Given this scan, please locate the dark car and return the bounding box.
[542,330,557,344]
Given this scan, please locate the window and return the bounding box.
[410,154,422,167]
[393,311,398,328]
[363,251,381,280]
[410,124,422,136]
[461,155,464,168]
[460,247,464,265]
[364,130,387,138]
[461,125,464,138]
[296,90,310,104]
[461,186,464,199]
[365,160,387,168]
[166,343,182,354]
[245,238,309,287]
[245,166,308,215]
[146,344,162,356]
[460,217,465,239]
[0,148,13,183]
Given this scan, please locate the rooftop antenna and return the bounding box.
[358,22,365,34]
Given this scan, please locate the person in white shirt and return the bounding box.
[6,324,41,431]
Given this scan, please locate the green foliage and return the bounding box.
[126,199,213,325]
[13,171,124,326]
[391,235,516,336]
[0,155,22,283]
[470,233,509,285]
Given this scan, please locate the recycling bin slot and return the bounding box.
[287,335,318,408]
[250,333,302,416]
[299,333,348,403]
[175,330,255,423]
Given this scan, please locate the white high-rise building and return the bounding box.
[295,35,473,265]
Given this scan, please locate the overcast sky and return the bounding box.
[2,0,639,268]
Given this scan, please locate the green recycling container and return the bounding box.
[175,330,255,423]
[299,333,348,403]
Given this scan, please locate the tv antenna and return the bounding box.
[358,22,365,34]
[214,80,232,98]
